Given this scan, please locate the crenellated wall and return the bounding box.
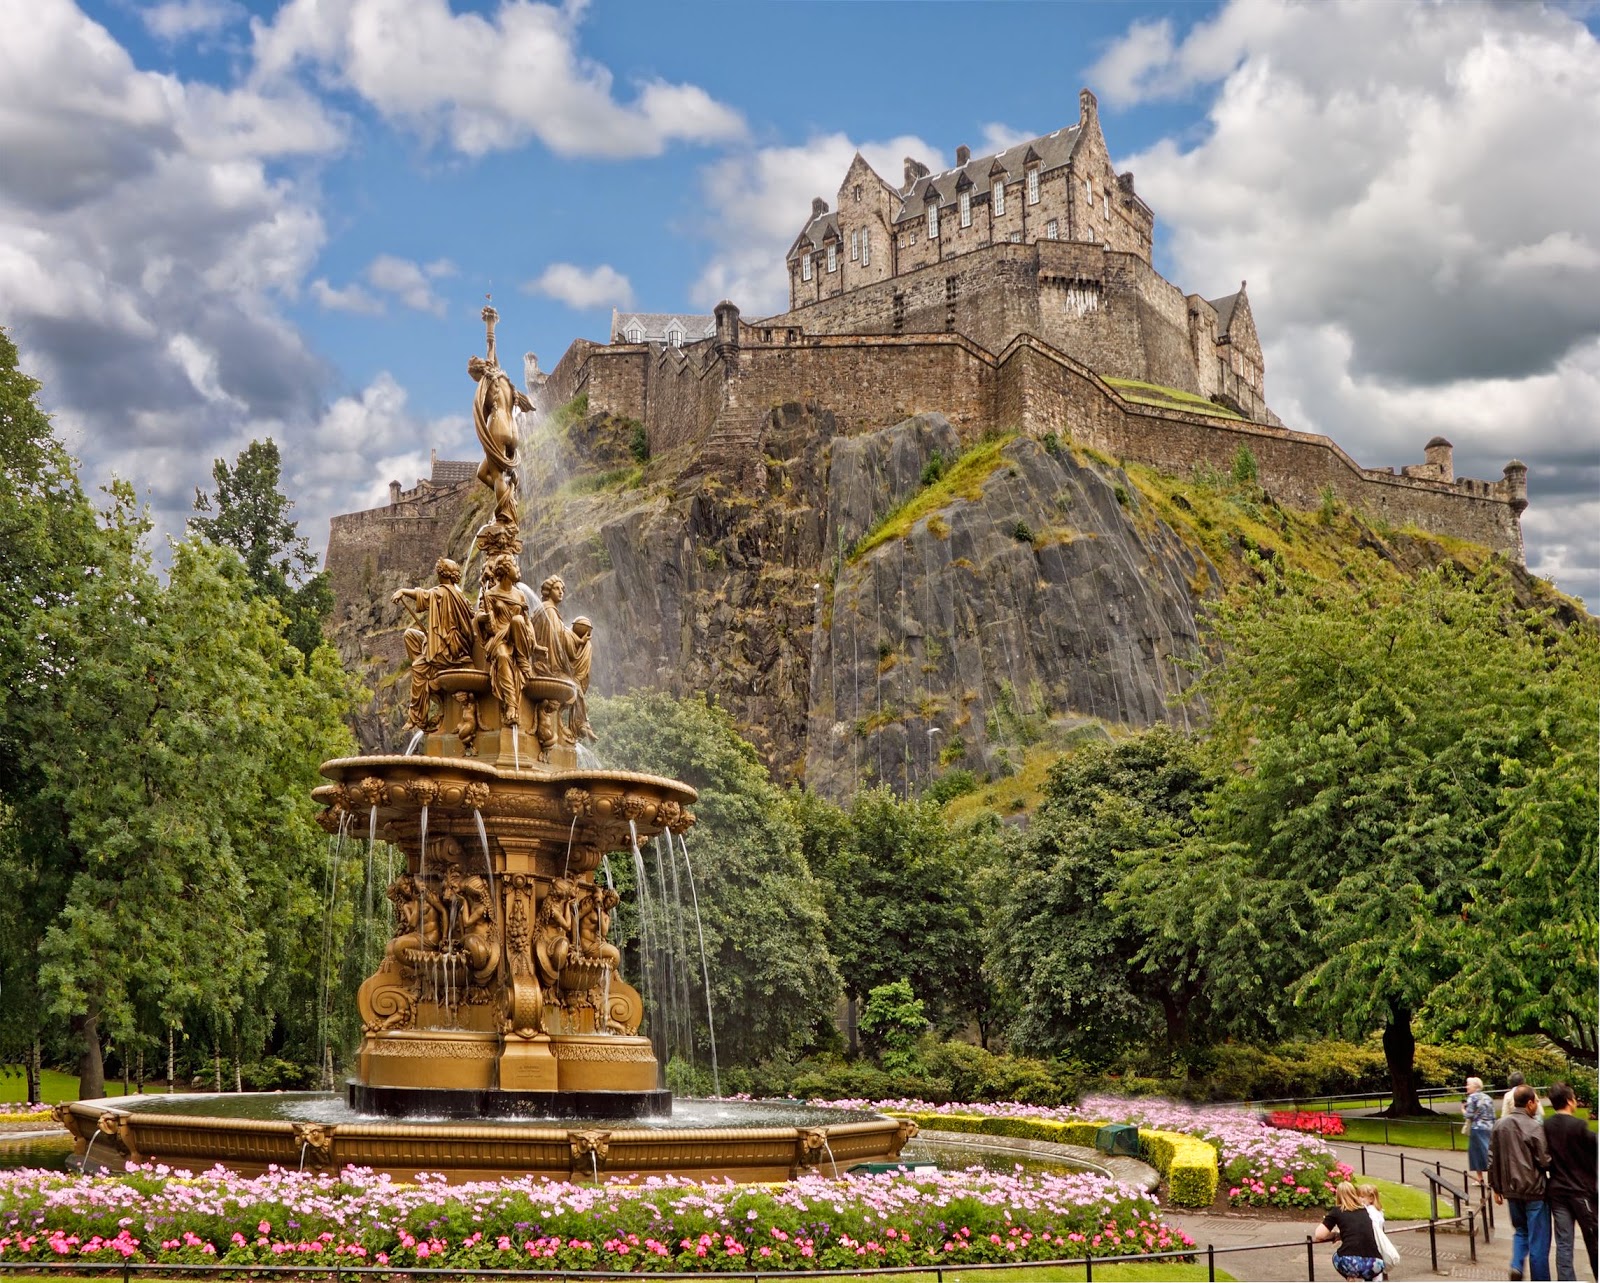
[550,313,1526,562]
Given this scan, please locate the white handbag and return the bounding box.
[1367,1205,1402,1268]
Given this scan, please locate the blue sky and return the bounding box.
[3,0,1598,605]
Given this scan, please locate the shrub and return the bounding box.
[920,450,947,486]
[1011,520,1035,543]
[628,420,650,462]
[1230,445,1259,486]
[924,770,979,805]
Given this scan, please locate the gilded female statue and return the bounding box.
[469,305,533,529]
[476,553,543,728]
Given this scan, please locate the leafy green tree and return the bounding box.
[800,786,986,1038]
[15,495,357,1098]
[985,728,1217,1065]
[589,692,840,1067]
[192,439,332,659]
[1145,562,1598,1111]
[859,980,928,1074]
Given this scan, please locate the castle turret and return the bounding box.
[714,300,741,358]
[1424,435,1454,483]
[1503,459,1529,514]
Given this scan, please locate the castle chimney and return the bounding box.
[389,480,401,506]
[811,196,829,218]
[903,156,930,191]
[956,144,971,167]
[1079,87,1099,127]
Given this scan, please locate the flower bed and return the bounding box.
[0,1163,1195,1272]
[0,1103,52,1123]
[1267,1110,1345,1137]
[816,1095,1351,1210]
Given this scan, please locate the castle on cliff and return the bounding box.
[346,87,1528,598]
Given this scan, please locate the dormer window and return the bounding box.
[667,327,683,348]
[625,325,643,343]
[959,190,971,228]
[927,202,939,239]
[801,254,812,282]
[992,180,1005,217]
[827,242,837,272]
[1027,166,1040,205]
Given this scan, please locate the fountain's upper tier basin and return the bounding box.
[56,1094,915,1185]
[314,756,698,860]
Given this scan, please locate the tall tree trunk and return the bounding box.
[27,1038,41,1105]
[135,1046,144,1094]
[71,1010,104,1101]
[1380,1004,1424,1117]
[166,1027,175,1094]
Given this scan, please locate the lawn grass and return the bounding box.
[1366,1177,1433,1221]
[0,1068,132,1110]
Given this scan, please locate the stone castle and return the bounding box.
[521,88,1526,559]
[332,86,1531,716]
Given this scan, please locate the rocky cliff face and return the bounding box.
[336,403,1217,798]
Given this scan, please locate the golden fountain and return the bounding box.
[54,308,913,1183]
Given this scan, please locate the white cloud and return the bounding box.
[0,0,347,558]
[250,0,745,158]
[365,254,454,315]
[1097,0,1600,605]
[525,262,634,311]
[141,0,247,43]
[312,277,384,315]
[690,131,936,314]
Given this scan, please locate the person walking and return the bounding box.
[1543,1083,1597,1281]
[1466,1076,1498,1191]
[1505,1071,1548,1119]
[1315,1180,1389,1281]
[1491,1082,1552,1281]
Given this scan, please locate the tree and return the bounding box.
[17,501,357,1098]
[800,786,986,1038]
[588,692,840,1068]
[192,439,332,659]
[1151,561,1599,1112]
[984,727,1218,1065]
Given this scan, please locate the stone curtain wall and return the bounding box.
[570,324,1525,562]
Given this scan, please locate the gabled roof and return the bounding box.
[611,311,716,344]
[1207,289,1243,336]
[891,124,1083,225]
[790,210,841,258]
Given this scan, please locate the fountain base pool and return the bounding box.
[53,1094,916,1185]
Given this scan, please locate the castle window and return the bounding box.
[1027,166,1040,205]
[1104,192,1110,220]
[1046,219,1059,239]
[992,180,1005,217]
[861,232,870,265]
[827,242,837,272]
[1009,230,1022,243]
[802,254,812,281]
[854,184,862,203]
[959,190,971,228]
[625,324,643,343]
[910,231,917,246]
[927,203,939,239]
[1085,226,1095,243]
[1085,177,1092,205]
[850,229,859,261]
[667,327,683,347]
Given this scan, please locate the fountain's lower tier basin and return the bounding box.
[55,1095,916,1184]
[347,1082,672,1120]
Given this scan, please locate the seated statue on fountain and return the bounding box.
[393,558,476,733]
[477,553,544,732]
[530,574,595,749]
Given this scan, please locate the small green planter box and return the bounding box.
[1096,1123,1141,1156]
[847,1161,939,1174]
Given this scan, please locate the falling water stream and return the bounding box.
[404,730,424,756]
[676,831,720,1096]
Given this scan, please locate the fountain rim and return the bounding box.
[318,755,698,803]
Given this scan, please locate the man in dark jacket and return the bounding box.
[1544,1083,1596,1282]
[1492,1083,1553,1281]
